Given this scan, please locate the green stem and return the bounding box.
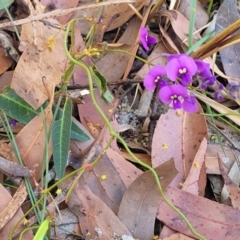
[64,20,206,240]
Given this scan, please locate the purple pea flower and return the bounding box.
[140,27,157,51]
[143,65,167,91]
[159,84,198,112]
[159,84,188,110]
[182,95,198,113]
[166,55,197,85]
[194,59,216,89]
[212,92,224,101]
[195,59,211,78]
[11,119,17,127]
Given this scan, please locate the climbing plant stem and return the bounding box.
[64,19,206,240]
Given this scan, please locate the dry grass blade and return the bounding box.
[0,181,27,230]
[195,92,240,126]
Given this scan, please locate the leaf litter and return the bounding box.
[0,0,240,240]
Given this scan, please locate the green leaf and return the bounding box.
[33,218,50,240]
[0,0,13,9]
[91,66,114,103]
[70,118,90,141]
[52,99,72,179]
[0,86,42,124]
[102,89,114,103]
[0,86,90,142]
[54,106,90,142]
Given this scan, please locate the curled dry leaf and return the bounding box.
[118,159,178,240]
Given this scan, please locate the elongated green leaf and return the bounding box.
[54,106,90,141]
[0,0,13,9]
[0,86,90,142]
[52,99,72,179]
[33,219,50,240]
[0,86,41,123]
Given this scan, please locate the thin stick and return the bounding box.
[0,0,136,28]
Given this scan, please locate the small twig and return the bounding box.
[59,78,143,90]
[0,0,136,28]
[0,155,31,177]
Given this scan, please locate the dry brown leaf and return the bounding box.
[118,159,178,240]
[152,107,207,238]
[151,108,207,185]
[0,184,33,240]
[67,174,133,239]
[157,186,240,240]
[95,16,141,83]
[0,48,13,75]
[73,0,146,34]
[13,104,53,183]
[11,20,67,109]
[86,146,142,214]
[177,0,209,30]
[182,138,207,196]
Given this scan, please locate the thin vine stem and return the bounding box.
[64,19,206,240]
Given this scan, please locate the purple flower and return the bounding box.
[183,95,198,113]
[200,75,216,89]
[159,85,188,110]
[195,59,211,78]
[11,119,17,127]
[212,92,224,101]
[159,85,198,112]
[166,55,197,85]
[140,27,157,51]
[143,65,167,91]
[226,83,240,99]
